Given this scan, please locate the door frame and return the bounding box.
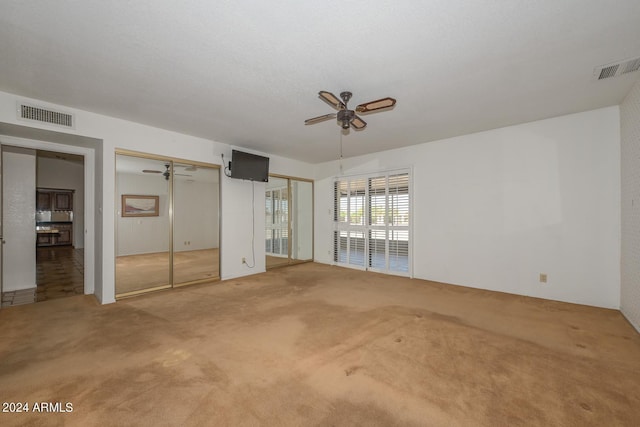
[266,173,314,269]
[114,149,222,298]
[0,135,96,296]
[0,148,3,306]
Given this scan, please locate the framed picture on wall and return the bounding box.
[121,195,159,217]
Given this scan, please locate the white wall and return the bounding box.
[621,80,640,331]
[221,151,315,278]
[0,90,315,303]
[315,106,621,309]
[2,146,36,291]
[37,156,85,248]
[220,175,266,275]
[0,89,622,309]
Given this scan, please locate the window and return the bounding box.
[333,170,411,276]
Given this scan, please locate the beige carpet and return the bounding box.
[0,263,639,426]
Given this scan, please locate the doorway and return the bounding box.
[265,175,313,269]
[34,150,85,302]
[0,134,95,308]
[115,152,220,298]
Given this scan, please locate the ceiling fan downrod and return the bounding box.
[340,91,352,104]
[338,92,353,129]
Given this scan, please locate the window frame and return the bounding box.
[333,169,412,277]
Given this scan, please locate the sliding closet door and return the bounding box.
[290,179,313,262]
[173,163,220,285]
[265,177,289,269]
[265,176,314,269]
[115,155,171,296]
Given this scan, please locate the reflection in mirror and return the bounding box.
[173,163,220,285]
[265,177,289,269]
[291,180,313,262]
[265,176,313,269]
[115,155,171,295]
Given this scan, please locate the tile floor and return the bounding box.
[1,246,84,307]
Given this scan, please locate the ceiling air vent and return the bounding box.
[594,56,640,81]
[17,103,74,128]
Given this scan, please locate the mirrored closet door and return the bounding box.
[265,175,313,269]
[115,153,220,298]
[173,162,220,286]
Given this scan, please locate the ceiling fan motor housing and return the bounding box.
[337,109,354,128]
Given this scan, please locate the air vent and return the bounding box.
[598,64,619,80]
[18,103,74,128]
[621,57,640,74]
[594,56,640,80]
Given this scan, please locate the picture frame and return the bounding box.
[121,195,159,217]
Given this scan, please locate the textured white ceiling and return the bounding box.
[1,0,639,163]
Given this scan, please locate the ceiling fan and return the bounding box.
[142,164,192,180]
[305,91,396,130]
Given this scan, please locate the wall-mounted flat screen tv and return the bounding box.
[230,150,269,182]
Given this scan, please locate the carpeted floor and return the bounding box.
[0,263,639,426]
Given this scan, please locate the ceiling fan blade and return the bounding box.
[355,97,396,113]
[318,91,346,110]
[304,113,336,125]
[350,115,367,130]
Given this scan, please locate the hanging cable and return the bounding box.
[221,153,231,177]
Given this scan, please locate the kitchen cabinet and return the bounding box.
[36,223,73,247]
[37,191,52,211]
[55,224,73,245]
[35,188,75,247]
[54,192,73,210]
[36,233,54,246]
[36,189,73,211]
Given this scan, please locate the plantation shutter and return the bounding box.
[334,170,410,276]
[368,176,387,270]
[387,173,410,273]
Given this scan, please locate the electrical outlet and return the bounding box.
[242,257,246,264]
[539,273,547,283]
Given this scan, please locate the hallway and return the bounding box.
[36,246,84,302]
[1,246,84,307]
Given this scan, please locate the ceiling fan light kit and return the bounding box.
[305,90,396,131]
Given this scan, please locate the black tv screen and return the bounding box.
[230,150,269,182]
